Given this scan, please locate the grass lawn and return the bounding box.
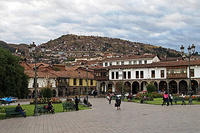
[0,103,90,120]
[124,98,200,105]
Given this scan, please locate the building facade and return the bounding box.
[95,58,200,95]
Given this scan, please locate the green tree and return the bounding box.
[40,87,53,98]
[0,47,29,98]
[146,83,157,93]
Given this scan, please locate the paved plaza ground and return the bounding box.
[1,98,200,133]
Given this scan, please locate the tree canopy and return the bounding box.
[0,47,29,98]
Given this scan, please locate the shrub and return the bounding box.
[151,92,163,98]
[41,87,53,98]
[146,83,157,93]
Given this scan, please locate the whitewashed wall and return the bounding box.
[109,67,167,80]
[28,78,57,88]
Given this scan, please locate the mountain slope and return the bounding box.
[41,34,180,57]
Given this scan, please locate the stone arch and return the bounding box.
[100,82,106,94]
[150,81,158,91]
[53,89,57,97]
[159,81,167,92]
[124,81,131,94]
[141,81,148,91]
[154,82,158,90]
[179,80,188,95]
[115,81,123,94]
[132,81,139,94]
[191,80,198,94]
[108,82,114,93]
[169,80,177,94]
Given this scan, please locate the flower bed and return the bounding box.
[30,97,62,104]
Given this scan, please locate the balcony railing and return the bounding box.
[167,73,187,79]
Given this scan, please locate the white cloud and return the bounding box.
[0,0,200,51]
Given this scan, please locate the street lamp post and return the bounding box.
[119,68,124,99]
[78,71,81,100]
[86,66,89,104]
[29,42,45,116]
[180,44,195,103]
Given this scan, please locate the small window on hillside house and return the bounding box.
[136,71,139,78]
[123,71,126,79]
[116,72,119,79]
[90,80,93,85]
[79,79,83,85]
[128,71,131,79]
[140,71,144,78]
[151,70,155,78]
[190,69,194,77]
[112,72,114,79]
[73,79,77,85]
[161,70,165,78]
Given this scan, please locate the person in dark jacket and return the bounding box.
[47,102,54,113]
[15,103,26,117]
[75,96,79,111]
[115,96,121,110]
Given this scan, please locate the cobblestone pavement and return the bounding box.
[1,98,200,133]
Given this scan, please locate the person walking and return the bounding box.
[75,96,79,111]
[115,96,121,110]
[109,95,112,104]
[169,94,173,105]
[162,92,169,106]
[181,93,186,105]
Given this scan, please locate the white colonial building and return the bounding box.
[95,56,200,95]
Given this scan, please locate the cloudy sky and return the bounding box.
[0,0,200,51]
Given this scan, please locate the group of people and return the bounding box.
[162,92,173,106]
[107,93,121,110]
[162,92,188,106]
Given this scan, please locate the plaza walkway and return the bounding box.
[1,98,200,133]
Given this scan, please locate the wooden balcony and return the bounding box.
[167,73,187,79]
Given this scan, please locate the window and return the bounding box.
[134,61,137,64]
[73,79,77,85]
[190,69,194,77]
[129,61,132,65]
[110,62,112,66]
[112,72,114,79]
[116,62,119,65]
[90,80,93,85]
[79,79,82,85]
[144,60,147,64]
[116,72,119,79]
[161,70,165,78]
[151,70,155,78]
[139,60,142,64]
[105,62,108,66]
[140,71,144,78]
[136,71,139,78]
[128,71,131,79]
[123,71,126,79]
[121,61,124,65]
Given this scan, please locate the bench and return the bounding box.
[62,102,75,112]
[5,108,23,117]
[174,97,186,105]
[38,105,54,114]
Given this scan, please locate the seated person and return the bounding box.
[15,103,26,117]
[47,102,54,113]
[83,97,92,107]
